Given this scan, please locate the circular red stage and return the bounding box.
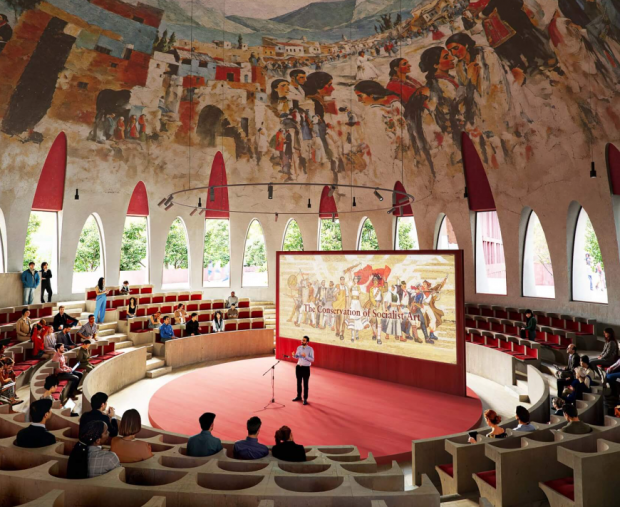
[148,357,482,462]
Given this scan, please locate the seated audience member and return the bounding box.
[120,281,130,295]
[212,311,224,333]
[514,406,535,431]
[159,316,175,342]
[76,340,94,373]
[520,309,537,341]
[174,304,187,324]
[41,375,59,400]
[272,426,306,462]
[52,306,79,332]
[554,344,580,392]
[77,315,98,342]
[579,355,595,384]
[603,356,620,394]
[1,357,23,406]
[56,327,76,349]
[44,327,57,356]
[110,409,153,463]
[563,368,592,403]
[67,421,120,479]
[227,304,238,319]
[14,399,56,448]
[186,313,200,336]
[561,404,592,434]
[591,328,618,371]
[16,309,32,343]
[226,291,238,308]
[80,392,119,438]
[187,412,223,457]
[32,321,53,359]
[552,397,565,417]
[53,344,82,400]
[469,410,506,443]
[234,416,269,459]
[148,311,161,329]
[127,297,138,319]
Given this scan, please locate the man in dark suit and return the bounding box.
[555,343,580,393]
[14,399,56,448]
[79,392,118,438]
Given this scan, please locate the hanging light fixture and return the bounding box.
[387,207,396,215]
[198,197,202,208]
[590,161,597,178]
[75,189,80,200]
[373,189,383,201]
[307,198,311,208]
[190,208,197,216]
[275,213,278,222]
[209,187,215,202]
[352,196,356,207]
[164,195,173,207]
[463,187,469,199]
[328,185,336,197]
[165,202,174,211]
[157,197,167,207]
[268,184,273,199]
[199,209,206,216]
[331,213,335,223]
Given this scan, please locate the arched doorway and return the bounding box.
[197,105,224,147]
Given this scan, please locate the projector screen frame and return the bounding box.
[276,250,466,397]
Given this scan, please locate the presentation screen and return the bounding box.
[277,252,459,365]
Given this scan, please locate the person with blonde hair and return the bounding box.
[110,409,153,463]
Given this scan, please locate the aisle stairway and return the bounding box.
[255,301,275,330]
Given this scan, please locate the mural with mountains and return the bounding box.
[134,0,425,46]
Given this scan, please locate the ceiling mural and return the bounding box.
[0,0,620,205]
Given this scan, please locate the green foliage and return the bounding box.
[319,219,342,251]
[584,217,604,272]
[359,219,379,250]
[397,218,419,250]
[5,0,42,19]
[164,218,189,270]
[23,213,41,271]
[531,215,553,277]
[203,219,231,268]
[120,219,148,271]
[153,30,177,53]
[74,216,102,273]
[243,220,267,272]
[283,220,304,251]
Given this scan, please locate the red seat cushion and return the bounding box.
[135,329,150,334]
[514,355,536,361]
[438,464,454,477]
[476,470,496,488]
[90,359,104,365]
[18,360,40,366]
[544,477,574,501]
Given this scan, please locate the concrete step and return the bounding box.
[98,329,116,337]
[263,309,276,315]
[504,379,529,402]
[114,340,134,350]
[103,333,127,343]
[146,357,165,371]
[146,366,172,379]
[147,352,153,360]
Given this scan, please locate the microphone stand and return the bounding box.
[262,360,285,409]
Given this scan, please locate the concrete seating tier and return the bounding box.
[0,349,441,507]
[117,302,264,323]
[472,412,618,507]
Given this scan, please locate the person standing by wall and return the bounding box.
[40,262,53,303]
[94,278,108,324]
[21,261,40,305]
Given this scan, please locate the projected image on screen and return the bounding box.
[278,253,458,364]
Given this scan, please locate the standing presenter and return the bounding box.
[291,336,314,405]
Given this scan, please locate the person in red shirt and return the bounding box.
[32,322,53,360]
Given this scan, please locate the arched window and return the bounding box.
[283,219,304,251]
[203,219,231,287]
[72,215,105,293]
[436,215,458,249]
[395,217,419,250]
[318,219,342,251]
[522,211,554,298]
[120,182,149,285]
[243,219,268,287]
[162,218,190,288]
[475,211,506,295]
[358,218,379,250]
[572,207,607,303]
[26,132,66,294]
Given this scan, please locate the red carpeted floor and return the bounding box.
[148,357,482,462]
